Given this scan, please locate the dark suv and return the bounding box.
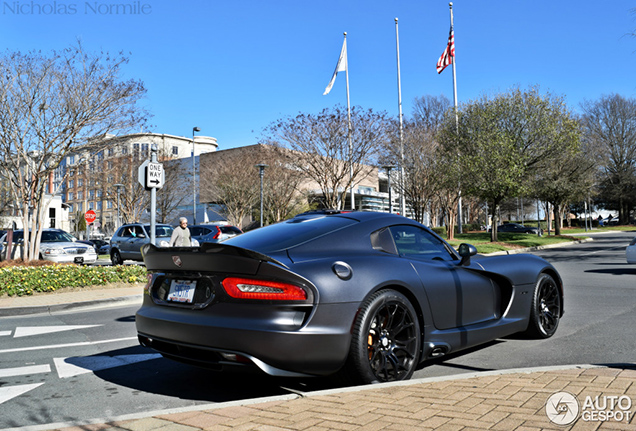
[110,223,174,265]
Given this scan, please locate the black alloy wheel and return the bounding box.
[111,249,123,266]
[525,273,561,339]
[343,289,421,384]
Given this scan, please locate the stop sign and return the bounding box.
[85,210,96,225]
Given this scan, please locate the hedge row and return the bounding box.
[0,264,148,297]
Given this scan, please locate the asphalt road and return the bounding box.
[1,231,634,429]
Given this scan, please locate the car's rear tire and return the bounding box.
[524,273,561,339]
[339,289,420,385]
[111,249,123,266]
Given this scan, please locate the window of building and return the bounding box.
[68,192,74,201]
[89,190,95,199]
[78,178,83,187]
[107,200,113,209]
[89,201,94,210]
[172,146,179,155]
[141,143,149,152]
[122,146,128,155]
[107,161,113,170]
[96,201,102,210]
[77,191,83,200]
[108,148,114,156]
[69,179,74,189]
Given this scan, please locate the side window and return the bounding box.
[121,227,133,238]
[134,226,146,237]
[189,227,201,236]
[389,225,455,261]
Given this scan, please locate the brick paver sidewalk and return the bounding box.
[53,366,636,431]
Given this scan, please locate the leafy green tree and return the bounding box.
[440,86,577,241]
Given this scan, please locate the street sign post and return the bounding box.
[138,160,164,190]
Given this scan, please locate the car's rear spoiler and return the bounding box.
[141,242,288,274]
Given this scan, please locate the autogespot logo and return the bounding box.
[546,392,580,425]
[546,392,634,426]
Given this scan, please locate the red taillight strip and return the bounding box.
[212,226,221,239]
[222,277,307,301]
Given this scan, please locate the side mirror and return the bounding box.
[458,243,477,266]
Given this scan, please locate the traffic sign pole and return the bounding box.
[150,145,157,244]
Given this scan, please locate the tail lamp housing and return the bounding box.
[222,277,308,301]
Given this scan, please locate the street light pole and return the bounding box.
[255,163,268,227]
[192,127,201,225]
[382,165,395,214]
[114,183,124,228]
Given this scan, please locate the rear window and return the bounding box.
[225,216,356,254]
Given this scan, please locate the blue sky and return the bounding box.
[1,1,635,150]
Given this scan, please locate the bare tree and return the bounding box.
[261,106,389,210]
[156,158,190,224]
[581,94,636,224]
[0,43,148,260]
[260,146,309,223]
[200,145,309,228]
[382,95,452,225]
[200,148,260,228]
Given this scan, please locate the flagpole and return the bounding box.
[449,2,463,233]
[395,18,405,217]
[344,32,355,211]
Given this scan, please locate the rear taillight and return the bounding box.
[212,226,221,240]
[222,277,307,301]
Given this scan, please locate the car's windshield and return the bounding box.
[41,231,75,242]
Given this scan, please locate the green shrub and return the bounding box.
[0,263,148,297]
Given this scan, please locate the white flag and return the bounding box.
[323,39,347,95]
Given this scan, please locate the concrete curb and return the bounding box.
[0,294,142,317]
[485,237,593,256]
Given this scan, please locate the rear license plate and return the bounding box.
[167,280,196,303]
[74,257,84,264]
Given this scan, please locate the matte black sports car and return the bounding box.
[136,211,563,384]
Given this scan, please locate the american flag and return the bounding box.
[436,27,454,74]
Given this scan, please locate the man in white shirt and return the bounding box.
[170,217,192,246]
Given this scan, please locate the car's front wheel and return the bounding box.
[524,273,561,339]
[111,249,123,266]
[341,289,421,384]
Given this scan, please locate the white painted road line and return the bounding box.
[0,364,51,378]
[0,331,12,337]
[0,337,137,354]
[13,325,102,338]
[0,383,44,405]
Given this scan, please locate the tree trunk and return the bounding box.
[490,201,500,242]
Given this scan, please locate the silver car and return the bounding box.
[110,223,174,265]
